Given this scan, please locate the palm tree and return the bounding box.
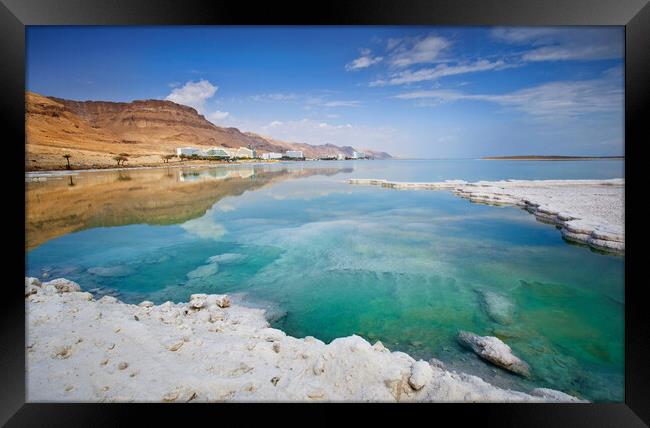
[62,153,71,170]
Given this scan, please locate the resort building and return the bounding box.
[236,147,256,159]
[176,147,201,156]
[352,151,367,159]
[261,152,283,160]
[285,150,304,159]
[337,153,345,160]
[204,147,231,158]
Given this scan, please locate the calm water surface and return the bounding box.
[26,160,625,401]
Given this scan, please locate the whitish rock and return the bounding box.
[428,358,445,369]
[530,388,586,402]
[25,277,41,296]
[206,253,247,264]
[186,263,219,280]
[139,301,154,308]
[42,278,81,293]
[207,294,230,308]
[98,296,118,304]
[480,290,515,325]
[408,360,433,390]
[458,331,531,377]
[26,276,585,403]
[189,294,208,309]
[372,341,389,352]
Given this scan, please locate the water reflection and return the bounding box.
[26,165,351,250]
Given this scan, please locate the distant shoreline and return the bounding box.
[482,156,624,161]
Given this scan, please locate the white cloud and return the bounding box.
[208,110,230,122]
[395,69,623,119]
[388,35,451,67]
[165,79,217,113]
[522,45,622,62]
[249,93,299,102]
[269,120,283,127]
[491,27,623,62]
[321,100,361,107]
[345,48,383,70]
[370,60,511,86]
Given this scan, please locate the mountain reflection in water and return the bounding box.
[26,165,352,250]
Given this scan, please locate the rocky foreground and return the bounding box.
[348,178,624,254]
[26,277,585,403]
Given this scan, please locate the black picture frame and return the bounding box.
[2,0,648,425]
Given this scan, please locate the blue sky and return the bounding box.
[26,26,624,158]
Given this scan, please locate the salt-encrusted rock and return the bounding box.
[25,277,41,296]
[98,296,118,304]
[75,292,93,301]
[189,294,208,310]
[313,355,326,375]
[139,301,154,308]
[530,388,587,402]
[206,294,230,308]
[480,290,515,325]
[209,311,225,323]
[43,278,81,293]
[428,357,445,369]
[372,341,389,352]
[408,360,433,390]
[26,276,585,403]
[458,331,531,377]
[168,341,184,352]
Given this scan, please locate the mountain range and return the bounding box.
[25,91,391,170]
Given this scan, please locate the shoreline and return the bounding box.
[25,276,585,402]
[25,160,294,179]
[349,178,624,254]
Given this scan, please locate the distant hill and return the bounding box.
[25,91,391,169]
[482,155,624,160]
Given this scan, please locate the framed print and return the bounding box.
[1,0,648,425]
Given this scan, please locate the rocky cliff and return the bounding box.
[26,91,391,169]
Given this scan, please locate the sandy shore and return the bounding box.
[349,178,624,254]
[25,277,585,403]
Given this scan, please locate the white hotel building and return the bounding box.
[176,146,255,159]
[285,150,304,158]
[261,152,283,160]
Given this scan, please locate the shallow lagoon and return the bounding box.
[26,160,624,401]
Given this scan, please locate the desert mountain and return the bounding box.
[25,91,391,169]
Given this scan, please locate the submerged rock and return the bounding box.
[87,266,133,278]
[206,253,247,264]
[458,331,531,377]
[480,290,515,325]
[186,263,219,280]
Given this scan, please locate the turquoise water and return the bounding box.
[26,160,624,401]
